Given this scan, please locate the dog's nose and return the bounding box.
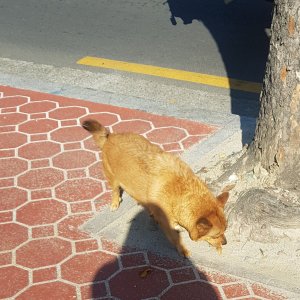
[222,236,227,245]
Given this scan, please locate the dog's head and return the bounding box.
[188,191,229,254]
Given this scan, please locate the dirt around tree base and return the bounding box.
[197,147,300,249]
[228,187,300,243]
[194,149,300,293]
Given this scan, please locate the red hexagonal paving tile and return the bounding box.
[1,107,16,113]
[0,158,28,178]
[67,169,86,179]
[51,126,89,143]
[30,133,48,142]
[145,113,217,136]
[240,298,263,300]
[0,149,15,158]
[32,225,55,238]
[147,253,191,270]
[61,120,77,126]
[16,238,72,268]
[89,162,106,180]
[181,135,204,149]
[32,267,57,283]
[81,112,119,126]
[162,142,182,152]
[251,283,286,300]
[16,281,77,300]
[0,252,12,265]
[101,238,134,254]
[61,251,118,284]
[113,120,152,134]
[19,119,58,134]
[222,283,250,298]
[49,106,87,120]
[81,281,107,299]
[19,101,57,113]
[146,127,187,144]
[18,168,64,189]
[170,267,196,283]
[83,137,100,151]
[0,96,28,108]
[71,201,93,213]
[0,112,27,126]
[0,125,15,133]
[31,159,50,168]
[0,187,27,210]
[0,211,13,222]
[161,282,222,300]
[75,239,98,252]
[0,132,27,149]
[63,142,82,151]
[94,192,112,211]
[0,266,28,299]
[17,200,67,226]
[110,266,169,300]
[53,150,96,169]
[197,267,238,284]
[58,213,93,240]
[0,223,28,251]
[18,141,61,160]
[55,178,102,202]
[120,253,146,268]
[30,113,46,119]
[0,178,14,187]
[31,189,52,200]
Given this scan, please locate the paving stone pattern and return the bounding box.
[0,86,288,299]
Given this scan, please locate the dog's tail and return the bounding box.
[82,119,109,149]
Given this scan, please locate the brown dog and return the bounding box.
[82,119,228,257]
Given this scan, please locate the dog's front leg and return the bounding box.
[157,213,190,258]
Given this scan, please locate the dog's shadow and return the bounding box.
[91,203,221,299]
[118,208,180,255]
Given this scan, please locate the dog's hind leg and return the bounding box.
[110,182,122,211]
[103,165,122,211]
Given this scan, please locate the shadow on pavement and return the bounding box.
[165,0,273,144]
[92,206,222,299]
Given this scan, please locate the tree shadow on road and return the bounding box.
[92,205,222,299]
[165,0,273,144]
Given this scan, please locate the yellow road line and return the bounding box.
[77,56,262,93]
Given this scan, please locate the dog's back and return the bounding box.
[101,131,187,203]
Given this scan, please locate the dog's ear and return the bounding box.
[216,191,229,208]
[196,217,212,236]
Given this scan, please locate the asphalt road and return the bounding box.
[0,0,273,117]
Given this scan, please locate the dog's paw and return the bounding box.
[178,246,190,258]
[174,224,180,230]
[216,246,222,255]
[110,202,120,211]
[181,248,191,258]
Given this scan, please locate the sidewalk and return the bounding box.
[0,85,295,299]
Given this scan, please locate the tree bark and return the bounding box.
[248,0,300,190]
[223,0,300,243]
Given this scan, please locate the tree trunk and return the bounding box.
[248,0,300,191]
[223,0,300,243]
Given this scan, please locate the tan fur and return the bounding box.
[82,119,229,257]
